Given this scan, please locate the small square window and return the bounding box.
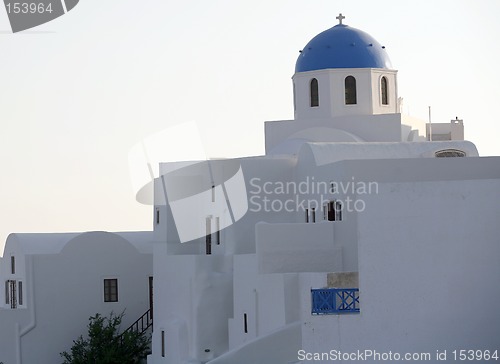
[104,279,118,302]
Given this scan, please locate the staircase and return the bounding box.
[119,309,153,363]
[121,308,153,339]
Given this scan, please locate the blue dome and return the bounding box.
[295,24,392,72]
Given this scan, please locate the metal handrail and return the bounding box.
[120,308,153,341]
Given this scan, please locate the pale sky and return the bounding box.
[1,0,499,254]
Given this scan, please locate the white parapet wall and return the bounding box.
[256,221,341,274]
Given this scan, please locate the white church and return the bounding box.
[2,14,500,364]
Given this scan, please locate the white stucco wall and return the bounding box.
[228,253,301,359]
[292,68,398,120]
[155,156,297,255]
[0,256,32,364]
[0,231,153,364]
[1,238,28,311]
[297,141,478,167]
[402,114,427,141]
[256,222,342,274]
[265,114,404,153]
[150,247,233,364]
[370,69,398,115]
[299,176,500,363]
[149,135,499,364]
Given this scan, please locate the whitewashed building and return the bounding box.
[2,15,500,364]
[147,15,500,364]
[0,231,153,364]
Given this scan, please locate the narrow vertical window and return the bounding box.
[243,313,248,334]
[161,330,165,357]
[381,76,388,105]
[149,277,154,320]
[104,279,118,302]
[18,281,23,306]
[335,201,343,221]
[328,201,335,221]
[330,181,336,194]
[310,78,319,107]
[345,76,357,105]
[11,256,15,275]
[205,217,212,255]
[305,208,309,223]
[5,281,9,305]
[156,208,160,225]
[215,217,220,245]
[311,208,316,223]
[10,280,17,309]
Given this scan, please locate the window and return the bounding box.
[330,181,336,194]
[243,313,248,334]
[435,149,466,158]
[310,78,319,107]
[149,276,154,319]
[381,76,388,105]
[156,208,160,225]
[104,279,118,302]
[5,280,21,308]
[344,76,357,105]
[311,208,316,223]
[305,208,309,223]
[206,217,212,255]
[5,281,9,305]
[9,280,17,309]
[18,281,23,306]
[161,330,165,357]
[335,201,342,221]
[11,256,15,275]
[215,217,220,245]
[327,201,343,221]
[327,201,335,221]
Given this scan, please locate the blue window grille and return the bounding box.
[311,288,360,314]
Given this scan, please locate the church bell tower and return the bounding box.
[293,14,399,120]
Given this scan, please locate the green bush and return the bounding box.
[61,311,150,364]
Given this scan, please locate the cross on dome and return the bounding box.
[336,13,345,25]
